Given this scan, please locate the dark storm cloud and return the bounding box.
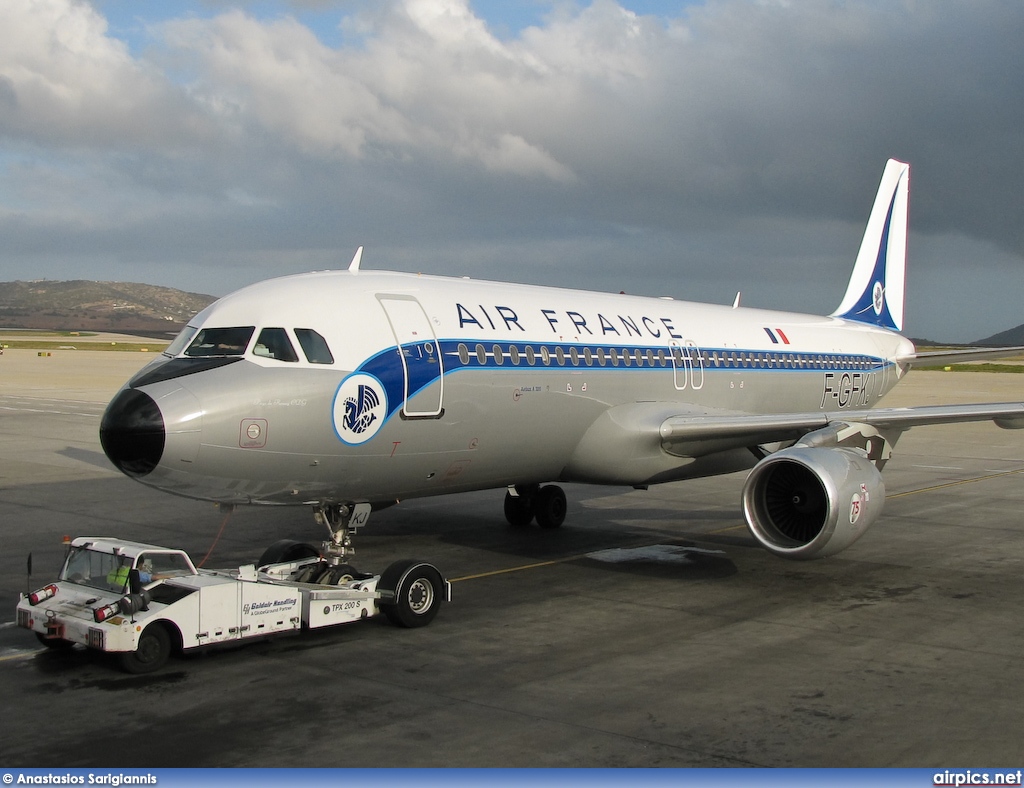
[0,0,1021,340]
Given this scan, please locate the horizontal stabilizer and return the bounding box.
[897,346,1024,368]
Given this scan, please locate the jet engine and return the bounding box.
[741,447,885,560]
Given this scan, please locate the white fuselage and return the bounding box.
[104,270,915,507]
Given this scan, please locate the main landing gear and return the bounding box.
[503,484,567,529]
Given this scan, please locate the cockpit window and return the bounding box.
[253,328,299,362]
[294,328,334,365]
[164,325,198,358]
[185,327,254,357]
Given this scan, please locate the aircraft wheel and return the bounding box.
[379,560,445,628]
[292,562,325,583]
[323,564,358,584]
[119,624,171,674]
[504,491,535,527]
[256,539,320,568]
[533,485,567,529]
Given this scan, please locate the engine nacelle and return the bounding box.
[741,447,885,560]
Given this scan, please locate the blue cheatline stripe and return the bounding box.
[352,338,891,420]
[438,339,887,375]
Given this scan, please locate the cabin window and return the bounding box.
[525,346,536,366]
[295,329,334,364]
[253,328,299,362]
[185,327,254,357]
[584,348,594,366]
[555,347,566,366]
[540,347,552,366]
[569,347,580,366]
[493,345,504,365]
[510,346,521,365]
[458,344,470,365]
[475,344,487,365]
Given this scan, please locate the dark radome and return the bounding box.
[100,388,165,477]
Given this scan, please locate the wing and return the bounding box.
[660,402,1024,459]
[661,402,1024,445]
[563,399,1024,485]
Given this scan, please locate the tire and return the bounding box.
[503,491,534,527]
[118,624,171,674]
[35,633,75,651]
[256,539,320,568]
[326,564,366,584]
[378,560,445,628]
[533,485,567,529]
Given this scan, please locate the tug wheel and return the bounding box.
[119,623,171,674]
[379,560,445,628]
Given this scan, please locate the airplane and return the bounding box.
[99,159,1024,566]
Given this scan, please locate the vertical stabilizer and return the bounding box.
[831,159,909,331]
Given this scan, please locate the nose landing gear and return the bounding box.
[255,501,451,629]
[314,501,371,565]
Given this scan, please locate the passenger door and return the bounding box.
[376,294,445,418]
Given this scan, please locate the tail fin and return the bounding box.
[831,159,910,331]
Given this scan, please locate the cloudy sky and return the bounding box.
[1,0,1022,341]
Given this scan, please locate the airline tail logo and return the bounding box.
[333,373,387,444]
[831,159,908,332]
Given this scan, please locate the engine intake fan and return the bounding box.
[742,446,884,560]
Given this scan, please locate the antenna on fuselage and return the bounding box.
[348,246,364,271]
[732,292,741,309]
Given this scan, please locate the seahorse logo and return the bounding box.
[343,384,380,434]
[333,373,387,445]
[872,281,885,315]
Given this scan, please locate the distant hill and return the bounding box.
[976,324,1024,346]
[0,280,216,336]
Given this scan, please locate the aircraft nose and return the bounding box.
[100,388,165,477]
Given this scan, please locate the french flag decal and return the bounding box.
[763,328,791,345]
